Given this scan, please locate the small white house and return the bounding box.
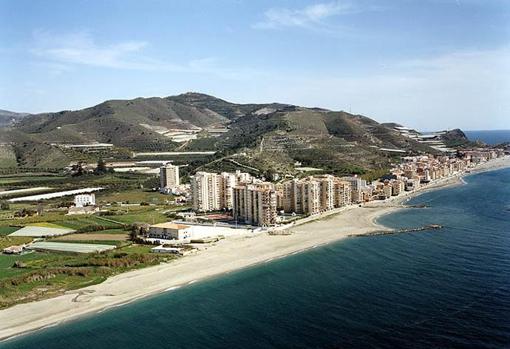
[148,222,191,240]
[74,193,96,208]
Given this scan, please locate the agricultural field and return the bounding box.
[0,226,18,235]
[0,236,32,249]
[0,176,66,186]
[0,201,181,236]
[107,209,169,225]
[96,189,174,205]
[53,233,129,242]
[0,213,124,235]
[0,173,155,196]
[29,241,117,253]
[0,169,190,308]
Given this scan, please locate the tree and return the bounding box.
[71,162,85,177]
[14,208,37,218]
[95,158,107,175]
[0,201,9,210]
[130,222,150,241]
[36,202,44,216]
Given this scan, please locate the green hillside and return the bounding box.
[0,93,464,174]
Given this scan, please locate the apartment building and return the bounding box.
[333,180,352,207]
[282,177,321,215]
[233,182,277,226]
[160,164,180,190]
[340,176,366,203]
[190,170,254,212]
[191,172,222,211]
[318,175,335,211]
[281,176,352,215]
[391,180,405,196]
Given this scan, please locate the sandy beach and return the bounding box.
[0,156,508,342]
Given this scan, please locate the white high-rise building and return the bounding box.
[160,164,180,190]
[190,172,222,212]
[220,172,237,210]
[190,171,254,212]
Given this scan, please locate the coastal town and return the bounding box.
[0,145,508,342]
[2,147,507,259]
[2,1,509,346]
[161,147,506,230]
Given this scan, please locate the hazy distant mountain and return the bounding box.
[0,93,466,172]
[0,109,30,127]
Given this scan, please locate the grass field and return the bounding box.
[85,228,129,234]
[0,243,176,308]
[0,206,176,238]
[0,214,125,236]
[57,216,125,231]
[108,210,168,225]
[0,226,18,235]
[29,222,70,229]
[97,189,172,204]
[0,236,32,249]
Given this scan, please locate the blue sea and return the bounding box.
[2,168,510,349]
[465,130,510,145]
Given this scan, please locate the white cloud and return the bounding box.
[29,30,262,80]
[31,30,157,70]
[253,1,353,29]
[234,47,510,130]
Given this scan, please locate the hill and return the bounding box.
[0,93,468,174]
[0,109,30,127]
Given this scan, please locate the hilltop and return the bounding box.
[0,109,30,127]
[0,93,470,174]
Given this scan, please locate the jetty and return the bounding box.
[351,224,443,237]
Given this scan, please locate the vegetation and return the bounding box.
[361,168,391,182]
[96,189,173,205]
[0,92,454,173]
[0,245,176,308]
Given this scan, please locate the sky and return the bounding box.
[0,0,509,131]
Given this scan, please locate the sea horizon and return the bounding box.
[2,166,509,349]
[464,130,510,145]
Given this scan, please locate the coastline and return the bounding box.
[1,156,509,342]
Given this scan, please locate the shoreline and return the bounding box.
[1,156,509,342]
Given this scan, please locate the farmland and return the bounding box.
[0,166,191,308]
[96,189,172,205]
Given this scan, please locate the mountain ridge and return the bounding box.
[0,109,30,127]
[0,93,470,173]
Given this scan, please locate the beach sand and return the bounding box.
[0,156,508,341]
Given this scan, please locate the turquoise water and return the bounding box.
[2,168,510,348]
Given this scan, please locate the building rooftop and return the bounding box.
[150,222,190,230]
